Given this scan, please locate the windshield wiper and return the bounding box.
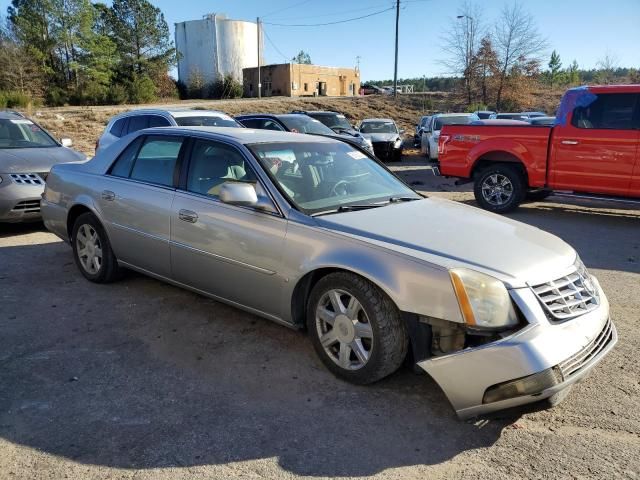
[389,196,420,202]
[311,204,385,217]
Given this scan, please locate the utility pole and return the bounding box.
[393,0,400,98]
[422,74,426,112]
[257,17,261,99]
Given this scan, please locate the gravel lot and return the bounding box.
[1,157,639,479]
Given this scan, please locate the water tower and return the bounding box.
[175,14,263,86]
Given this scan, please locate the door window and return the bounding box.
[126,115,149,134]
[148,115,172,128]
[110,118,128,138]
[186,140,258,198]
[109,137,143,177]
[572,93,638,130]
[120,136,184,187]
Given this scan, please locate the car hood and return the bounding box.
[360,132,399,142]
[315,197,576,288]
[0,147,86,173]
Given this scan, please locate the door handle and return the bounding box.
[178,209,198,223]
[561,140,579,145]
[101,190,115,201]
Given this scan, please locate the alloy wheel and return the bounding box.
[481,173,514,206]
[315,289,373,371]
[76,224,103,275]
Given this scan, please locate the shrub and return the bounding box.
[128,75,157,104]
[0,91,6,108]
[108,84,128,105]
[467,102,488,113]
[211,74,242,99]
[45,87,68,107]
[0,90,33,108]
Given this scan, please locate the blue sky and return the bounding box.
[2,0,639,81]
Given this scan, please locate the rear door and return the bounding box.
[550,92,638,195]
[97,134,185,277]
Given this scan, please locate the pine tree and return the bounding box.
[548,50,562,87]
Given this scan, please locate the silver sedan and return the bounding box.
[0,111,85,222]
[41,126,616,418]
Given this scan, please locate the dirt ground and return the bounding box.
[0,154,639,479]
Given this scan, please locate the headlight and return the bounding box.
[449,268,518,329]
[394,138,402,148]
[364,138,373,147]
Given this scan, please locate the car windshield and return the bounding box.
[279,115,335,135]
[248,141,419,215]
[359,121,397,134]
[174,115,240,128]
[434,115,475,131]
[312,113,352,131]
[0,118,58,149]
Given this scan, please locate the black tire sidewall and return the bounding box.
[71,212,118,283]
[474,164,526,213]
[306,272,408,385]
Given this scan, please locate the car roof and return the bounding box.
[360,118,395,123]
[0,111,26,120]
[471,119,529,126]
[142,126,338,145]
[112,108,231,119]
[434,113,475,117]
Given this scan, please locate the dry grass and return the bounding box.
[23,93,455,157]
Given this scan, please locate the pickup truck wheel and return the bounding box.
[307,272,408,385]
[71,212,121,283]
[474,164,526,213]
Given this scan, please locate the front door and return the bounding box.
[550,92,638,196]
[97,134,185,277]
[170,138,288,319]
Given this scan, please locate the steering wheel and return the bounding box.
[331,180,351,196]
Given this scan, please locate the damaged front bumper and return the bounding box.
[417,278,617,419]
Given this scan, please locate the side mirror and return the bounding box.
[353,126,359,131]
[219,182,275,212]
[60,138,73,147]
[399,129,405,135]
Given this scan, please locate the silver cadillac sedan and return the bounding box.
[41,126,616,419]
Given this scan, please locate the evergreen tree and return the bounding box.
[548,50,562,87]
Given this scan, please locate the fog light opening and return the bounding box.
[482,368,560,404]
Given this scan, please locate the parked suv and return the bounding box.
[95,109,242,155]
[358,118,405,162]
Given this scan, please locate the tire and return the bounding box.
[474,164,526,213]
[393,149,403,162]
[525,189,552,202]
[307,272,408,385]
[71,212,121,283]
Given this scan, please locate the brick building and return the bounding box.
[243,63,360,97]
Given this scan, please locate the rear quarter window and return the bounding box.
[110,118,128,138]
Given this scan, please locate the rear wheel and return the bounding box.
[71,212,121,283]
[474,164,526,213]
[307,272,408,385]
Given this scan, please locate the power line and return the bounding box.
[261,0,315,19]
[263,27,290,63]
[267,2,394,22]
[263,6,395,27]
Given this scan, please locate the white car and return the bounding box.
[95,109,243,155]
[421,113,479,161]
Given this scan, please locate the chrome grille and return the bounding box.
[531,260,600,320]
[11,200,41,213]
[9,173,45,186]
[559,318,614,378]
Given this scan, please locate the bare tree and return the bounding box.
[440,0,484,105]
[596,51,619,84]
[493,2,547,110]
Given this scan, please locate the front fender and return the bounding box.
[281,221,463,324]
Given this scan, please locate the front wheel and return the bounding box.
[307,272,408,385]
[474,164,526,213]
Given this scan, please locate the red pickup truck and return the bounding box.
[439,85,640,212]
